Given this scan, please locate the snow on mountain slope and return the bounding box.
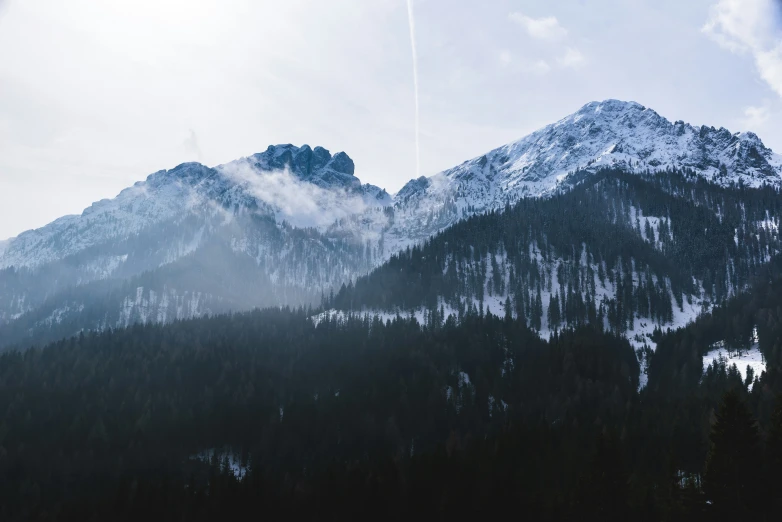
[0,166,209,270]
[389,99,782,245]
[4,100,779,272]
[0,145,390,271]
[2,99,782,346]
[0,144,395,346]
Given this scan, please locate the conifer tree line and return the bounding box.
[331,169,782,337]
[4,169,782,519]
[1,307,643,519]
[2,253,782,518]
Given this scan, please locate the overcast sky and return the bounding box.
[1,0,781,239]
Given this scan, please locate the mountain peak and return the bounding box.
[578,99,646,114]
[390,100,782,241]
[482,99,779,189]
[244,144,358,190]
[0,143,372,270]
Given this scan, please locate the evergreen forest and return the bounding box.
[3,170,782,520]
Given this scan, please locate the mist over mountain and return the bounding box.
[1,100,781,349]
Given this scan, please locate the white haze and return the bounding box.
[218,161,371,229]
[1,0,782,239]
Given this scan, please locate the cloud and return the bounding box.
[505,13,585,73]
[703,0,782,97]
[527,60,552,75]
[756,46,782,96]
[509,12,568,41]
[183,129,203,162]
[741,104,771,128]
[558,47,586,69]
[217,160,371,230]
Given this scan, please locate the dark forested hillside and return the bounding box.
[0,308,641,519]
[332,169,782,341]
[3,259,782,519]
[4,170,782,520]
[636,255,782,479]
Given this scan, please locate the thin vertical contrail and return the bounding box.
[406,0,421,178]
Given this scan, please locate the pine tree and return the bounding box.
[533,288,543,331]
[504,296,512,322]
[548,291,561,330]
[766,396,782,515]
[577,431,629,522]
[703,389,762,518]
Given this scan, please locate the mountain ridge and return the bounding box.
[0,144,391,270]
[2,99,781,347]
[3,99,781,271]
[391,100,782,238]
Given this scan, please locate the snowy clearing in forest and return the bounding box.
[702,344,766,384]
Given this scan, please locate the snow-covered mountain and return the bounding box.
[0,144,395,346]
[0,144,390,271]
[388,99,782,245]
[1,99,781,347]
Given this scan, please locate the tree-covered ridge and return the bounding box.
[6,168,782,519]
[331,169,782,338]
[5,165,780,352]
[647,253,782,404]
[0,307,639,519]
[4,263,782,518]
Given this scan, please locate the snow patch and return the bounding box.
[703,344,766,387]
